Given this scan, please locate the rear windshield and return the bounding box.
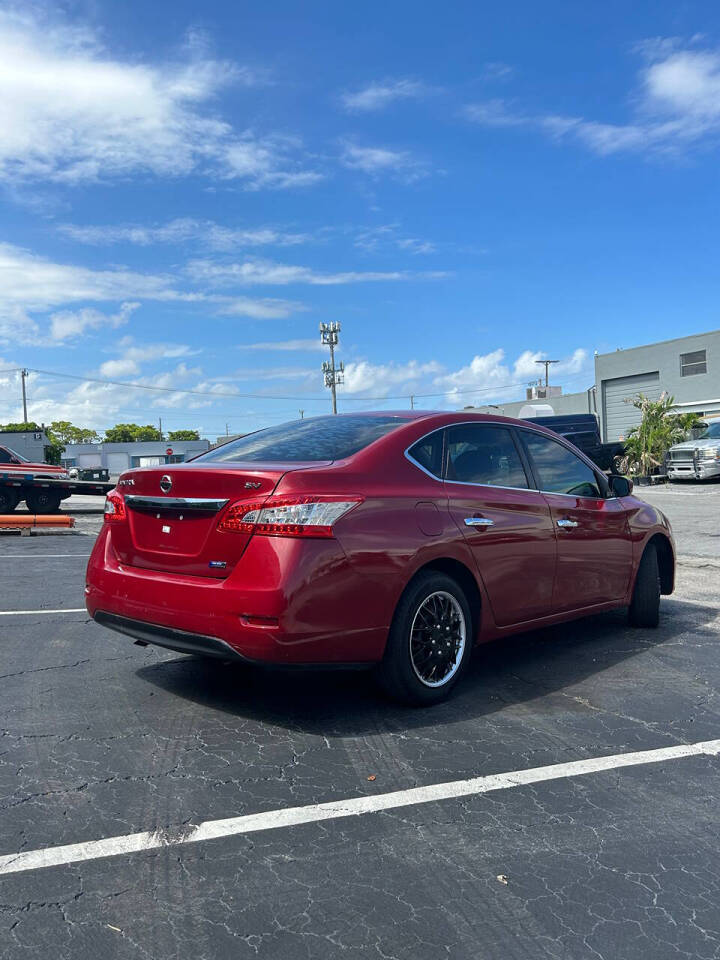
[197,416,411,463]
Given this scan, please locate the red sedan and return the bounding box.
[86,413,675,705]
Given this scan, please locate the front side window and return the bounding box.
[680,350,707,377]
[522,432,602,498]
[446,424,529,488]
[408,430,444,478]
[198,415,411,463]
[0,447,13,464]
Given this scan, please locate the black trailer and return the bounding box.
[0,474,114,514]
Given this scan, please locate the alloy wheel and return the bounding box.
[409,590,467,688]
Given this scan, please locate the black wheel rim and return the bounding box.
[409,591,466,688]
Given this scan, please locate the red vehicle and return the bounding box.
[86,413,675,704]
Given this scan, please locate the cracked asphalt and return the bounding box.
[1,486,720,959]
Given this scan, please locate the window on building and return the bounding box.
[680,350,707,377]
[166,455,185,464]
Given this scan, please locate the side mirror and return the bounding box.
[608,474,633,497]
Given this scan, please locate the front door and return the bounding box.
[519,429,633,611]
[444,423,557,627]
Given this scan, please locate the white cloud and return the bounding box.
[98,338,198,379]
[186,257,445,286]
[238,339,324,352]
[59,218,312,249]
[218,297,305,319]
[340,79,426,113]
[434,348,589,403]
[463,41,720,156]
[341,360,443,396]
[339,142,428,181]
[0,10,319,188]
[354,224,436,255]
[49,302,139,341]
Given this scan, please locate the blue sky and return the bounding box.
[1,0,719,438]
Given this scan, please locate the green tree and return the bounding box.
[622,393,702,477]
[104,423,162,443]
[50,421,100,444]
[167,429,200,441]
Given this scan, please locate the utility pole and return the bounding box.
[535,359,559,387]
[410,395,415,410]
[225,423,229,437]
[21,369,28,423]
[319,322,344,414]
[299,409,304,419]
[158,417,163,440]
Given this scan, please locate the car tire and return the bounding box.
[377,571,474,706]
[0,488,19,513]
[628,543,660,628]
[25,490,62,515]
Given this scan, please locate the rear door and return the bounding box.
[518,429,632,610]
[443,423,557,627]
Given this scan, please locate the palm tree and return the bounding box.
[620,393,702,477]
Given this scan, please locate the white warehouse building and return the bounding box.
[62,439,210,477]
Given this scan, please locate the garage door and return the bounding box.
[602,371,661,441]
[105,452,130,476]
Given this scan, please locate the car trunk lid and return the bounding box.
[109,462,323,578]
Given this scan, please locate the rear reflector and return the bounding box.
[103,490,127,523]
[218,495,362,538]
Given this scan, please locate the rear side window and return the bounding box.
[408,430,444,478]
[521,431,602,498]
[446,424,529,488]
[198,416,411,463]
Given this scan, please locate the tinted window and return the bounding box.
[198,416,411,463]
[0,448,13,464]
[446,425,528,488]
[522,432,602,498]
[699,422,720,439]
[408,430,444,478]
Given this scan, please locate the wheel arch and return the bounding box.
[405,557,483,641]
[647,532,674,595]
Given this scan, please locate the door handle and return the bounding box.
[464,517,494,527]
[557,518,579,529]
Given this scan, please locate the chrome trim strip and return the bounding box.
[464,517,494,527]
[125,496,229,513]
[403,419,609,501]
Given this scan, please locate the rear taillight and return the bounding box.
[217,495,362,538]
[103,490,127,523]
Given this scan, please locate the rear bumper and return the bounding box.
[85,527,388,664]
[94,611,248,661]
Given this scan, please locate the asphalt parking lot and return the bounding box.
[2,485,720,959]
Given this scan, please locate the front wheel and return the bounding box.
[377,572,473,706]
[628,543,660,628]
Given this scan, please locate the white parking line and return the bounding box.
[0,608,87,616]
[1,738,718,877]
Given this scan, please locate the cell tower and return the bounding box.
[319,322,344,414]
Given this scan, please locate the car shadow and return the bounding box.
[135,597,715,737]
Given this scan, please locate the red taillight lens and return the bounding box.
[217,495,362,538]
[103,490,127,523]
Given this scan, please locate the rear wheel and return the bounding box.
[25,490,62,515]
[377,572,473,706]
[0,488,19,513]
[629,543,660,628]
